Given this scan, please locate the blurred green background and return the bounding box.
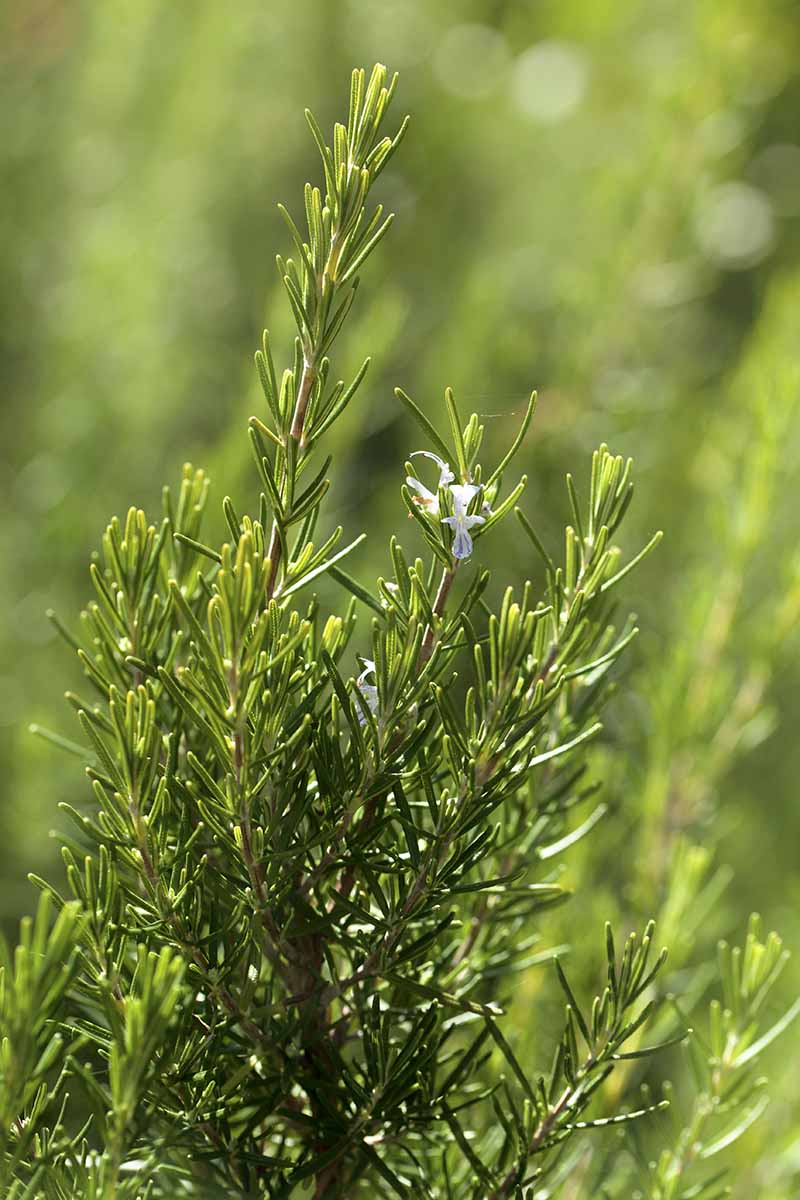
[3,0,800,1193]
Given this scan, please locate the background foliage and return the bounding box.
[2,1,800,1194]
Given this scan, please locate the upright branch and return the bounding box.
[259,64,408,599]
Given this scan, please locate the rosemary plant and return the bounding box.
[4,64,798,1200]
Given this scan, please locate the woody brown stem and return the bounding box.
[419,564,456,666]
[290,359,318,444]
[488,1082,578,1200]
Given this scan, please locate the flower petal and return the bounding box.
[450,482,481,515]
[407,477,438,511]
[356,682,379,724]
[411,450,455,488]
[357,659,376,686]
[451,524,474,559]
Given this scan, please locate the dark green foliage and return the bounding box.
[2,64,797,1200]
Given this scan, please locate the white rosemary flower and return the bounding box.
[442,482,485,559]
[406,451,455,515]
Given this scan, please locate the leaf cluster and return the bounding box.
[2,63,796,1200]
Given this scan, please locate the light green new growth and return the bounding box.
[2,64,797,1200]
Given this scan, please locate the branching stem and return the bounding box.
[419,564,456,665]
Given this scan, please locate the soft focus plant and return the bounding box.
[2,64,797,1200]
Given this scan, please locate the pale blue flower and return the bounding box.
[356,658,379,724]
[442,483,485,560]
[406,452,455,516]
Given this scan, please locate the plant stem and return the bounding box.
[266,360,317,599]
[488,1063,598,1200]
[419,564,456,665]
[265,220,344,600]
[290,357,318,444]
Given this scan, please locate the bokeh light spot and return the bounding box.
[433,24,510,100]
[632,260,702,309]
[697,110,746,160]
[693,182,774,269]
[511,41,588,124]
